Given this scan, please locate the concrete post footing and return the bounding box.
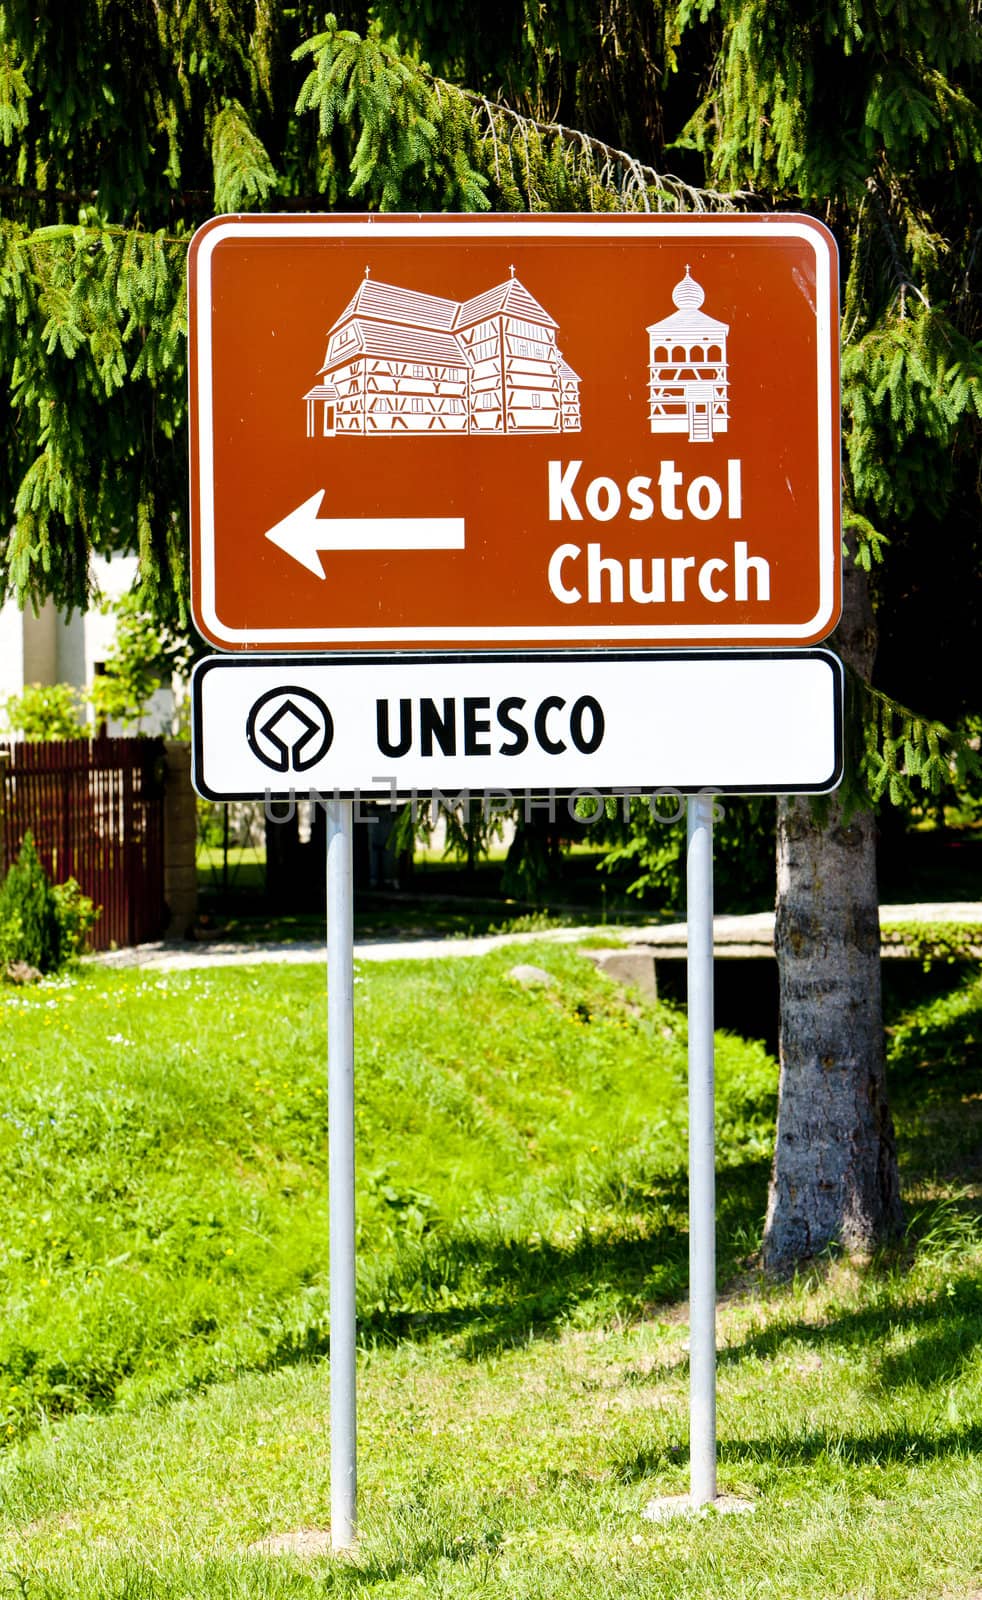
[642,1493,755,1523]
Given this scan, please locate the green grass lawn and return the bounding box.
[196,843,266,899]
[0,948,980,1597]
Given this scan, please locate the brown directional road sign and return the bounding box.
[188,212,840,653]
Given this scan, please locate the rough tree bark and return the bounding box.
[762,551,905,1272]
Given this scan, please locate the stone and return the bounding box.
[4,960,42,985]
[507,963,556,988]
[581,947,658,1001]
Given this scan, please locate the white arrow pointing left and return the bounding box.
[265,490,466,580]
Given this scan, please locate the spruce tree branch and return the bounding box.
[480,95,504,189]
[865,175,931,316]
[851,669,981,805]
[15,221,191,250]
[0,185,369,215]
[2,72,750,219]
[458,85,756,212]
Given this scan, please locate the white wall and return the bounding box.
[0,589,26,695]
[0,553,178,736]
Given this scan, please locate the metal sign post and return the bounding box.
[190,654,843,1535]
[686,792,717,1506]
[186,206,843,1537]
[326,800,357,1549]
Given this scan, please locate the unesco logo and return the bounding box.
[246,687,334,773]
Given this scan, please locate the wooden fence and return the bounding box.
[0,738,167,950]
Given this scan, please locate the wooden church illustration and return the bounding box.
[304,269,581,437]
[647,266,729,442]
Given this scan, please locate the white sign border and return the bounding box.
[191,215,840,650]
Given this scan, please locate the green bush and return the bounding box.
[0,834,98,973]
[0,907,25,969]
[1,682,88,739]
[0,833,62,971]
[51,876,101,958]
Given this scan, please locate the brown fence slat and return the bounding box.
[0,738,167,951]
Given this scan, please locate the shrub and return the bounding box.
[0,833,75,974]
[1,682,88,740]
[51,877,101,958]
[88,590,194,733]
[0,908,26,970]
[0,842,100,972]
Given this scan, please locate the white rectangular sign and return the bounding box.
[191,650,843,800]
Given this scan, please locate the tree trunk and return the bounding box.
[762,555,904,1272]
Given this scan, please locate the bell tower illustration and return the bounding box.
[647,267,729,442]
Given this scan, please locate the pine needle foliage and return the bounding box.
[676,0,980,206]
[294,20,491,211]
[0,0,977,813]
[671,0,981,810]
[211,101,279,214]
[860,685,982,810]
[843,306,982,536]
[0,2,737,627]
[0,219,190,620]
[0,0,359,623]
[293,18,742,215]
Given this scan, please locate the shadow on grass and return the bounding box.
[328,1511,509,1592]
[0,1153,771,1446]
[719,1420,982,1467]
[261,1155,772,1368]
[708,1258,982,1394]
[618,1418,982,1483]
[360,1223,687,1360]
[373,1156,770,1361]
